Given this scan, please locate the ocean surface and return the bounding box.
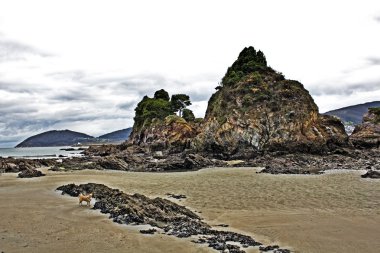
[0,146,84,159]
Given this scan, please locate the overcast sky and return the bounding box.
[1,0,380,147]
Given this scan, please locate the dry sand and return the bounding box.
[0,167,379,253]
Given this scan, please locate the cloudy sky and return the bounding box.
[1,0,380,147]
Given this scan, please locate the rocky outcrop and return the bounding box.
[0,158,55,173]
[361,169,380,179]
[57,183,291,252]
[83,144,123,157]
[18,168,45,178]
[350,108,380,148]
[52,146,225,172]
[0,158,50,177]
[193,47,348,158]
[129,115,200,153]
[123,46,349,159]
[49,157,101,171]
[256,149,380,174]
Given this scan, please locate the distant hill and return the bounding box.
[324,101,380,125]
[16,130,95,148]
[98,128,132,141]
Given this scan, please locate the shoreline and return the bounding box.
[1,167,379,252]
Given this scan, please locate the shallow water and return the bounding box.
[0,167,379,253]
[0,146,84,158]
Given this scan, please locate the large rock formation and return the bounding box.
[350,107,380,148]
[128,89,200,153]
[129,115,200,153]
[125,46,348,159]
[193,47,348,158]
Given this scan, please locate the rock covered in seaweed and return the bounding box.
[57,183,202,227]
[57,183,291,252]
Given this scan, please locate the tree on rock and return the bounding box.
[256,50,267,66]
[222,46,268,86]
[171,94,192,117]
[154,89,170,101]
[132,90,194,132]
[182,108,195,122]
[133,95,173,130]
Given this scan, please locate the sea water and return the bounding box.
[0,146,84,159]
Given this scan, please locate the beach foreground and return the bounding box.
[1,167,379,253]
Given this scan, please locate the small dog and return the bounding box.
[78,193,93,206]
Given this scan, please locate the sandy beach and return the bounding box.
[1,167,379,253]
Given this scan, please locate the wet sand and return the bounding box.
[0,167,379,253]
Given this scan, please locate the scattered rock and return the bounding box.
[260,165,312,175]
[0,158,55,173]
[60,148,76,151]
[253,150,380,175]
[139,228,157,234]
[260,245,279,251]
[57,183,271,252]
[46,146,380,179]
[361,169,380,179]
[97,156,129,171]
[166,193,187,199]
[274,249,291,253]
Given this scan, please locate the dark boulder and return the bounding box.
[361,170,380,179]
[18,169,45,178]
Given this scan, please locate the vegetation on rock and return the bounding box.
[171,94,192,117]
[154,89,170,101]
[130,90,197,150]
[129,46,348,157]
[194,46,348,157]
[182,108,195,122]
[221,46,269,86]
[133,95,173,131]
[133,90,195,132]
